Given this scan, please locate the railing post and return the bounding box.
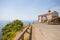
[21,33,24,40]
[29,26,32,40]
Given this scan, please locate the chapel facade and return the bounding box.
[38,10,58,23]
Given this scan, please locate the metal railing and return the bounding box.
[15,25,32,40]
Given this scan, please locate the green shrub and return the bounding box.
[2,20,24,40]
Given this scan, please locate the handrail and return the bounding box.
[15,25,32,40]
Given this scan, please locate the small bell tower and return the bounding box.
[48,9,51,13]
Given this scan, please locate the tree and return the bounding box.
[2,20,24,40]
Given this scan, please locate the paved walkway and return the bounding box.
[32,23,60,40]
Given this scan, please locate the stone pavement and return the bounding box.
[32,23,60,40]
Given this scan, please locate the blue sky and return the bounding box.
[0,0,60,21]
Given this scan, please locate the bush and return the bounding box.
[2,20,24,40]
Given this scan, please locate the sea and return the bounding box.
[0,20,33,39]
